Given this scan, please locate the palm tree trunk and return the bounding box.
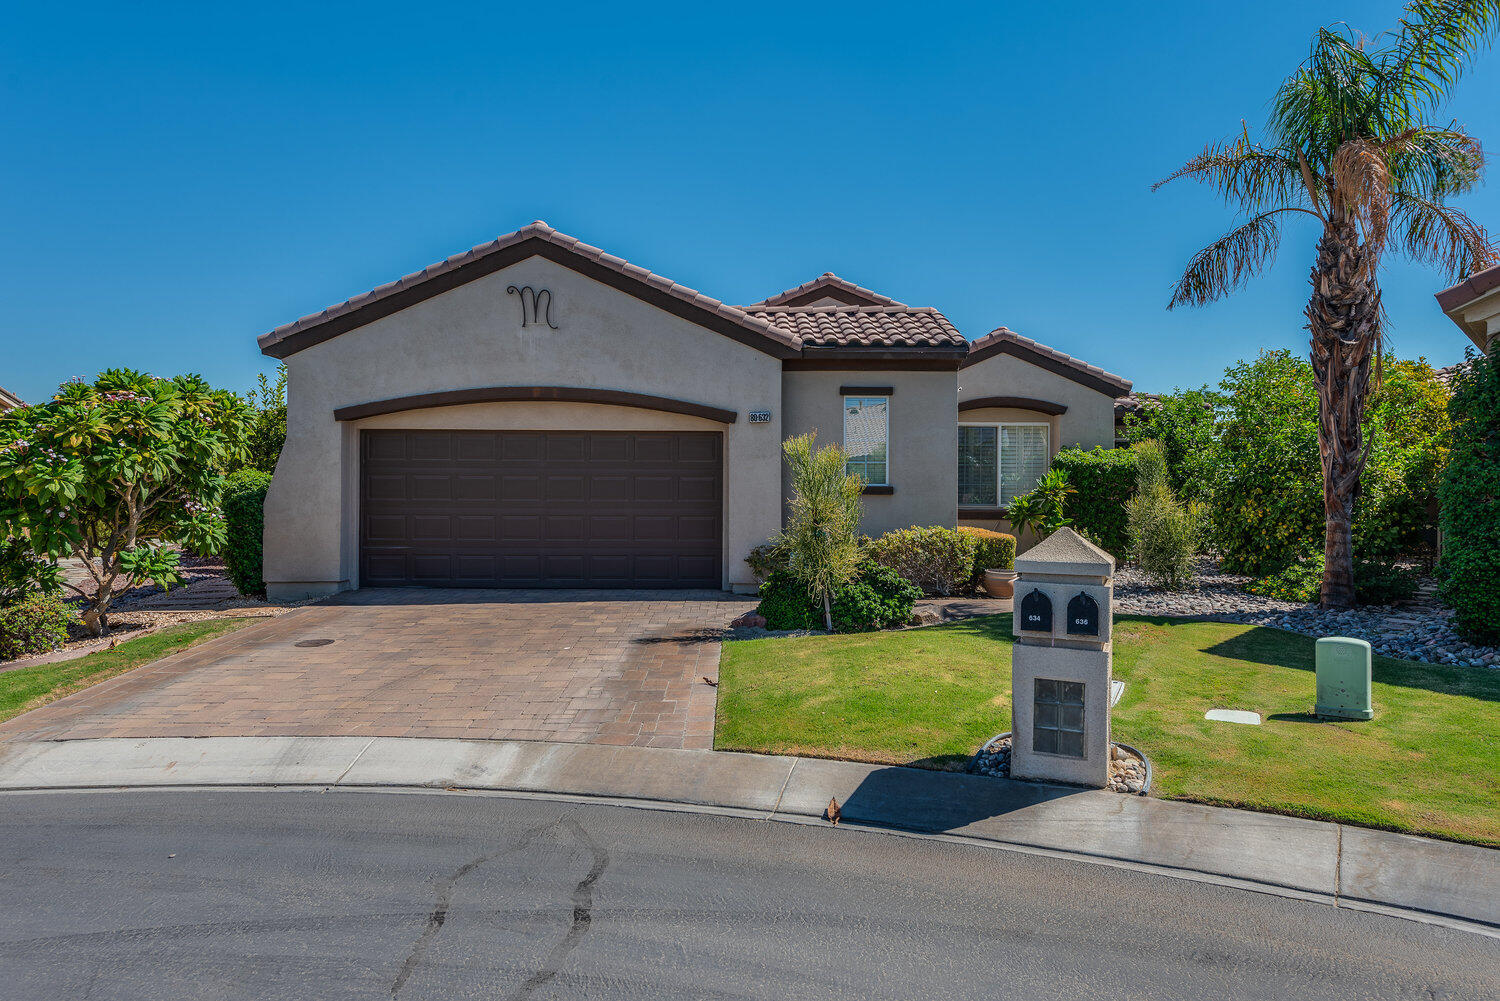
[1306,217,1379,609]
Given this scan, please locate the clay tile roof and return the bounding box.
[750,272,907,308]
[744,304,968,351]
[964,326,1132,397]
[258,221,801,359]
[0,385,23,410]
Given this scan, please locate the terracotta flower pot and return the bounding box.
[982,568,1018,599]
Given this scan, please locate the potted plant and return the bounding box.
[959,527,1018,599]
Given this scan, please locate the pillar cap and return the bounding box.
[1014,527,1115,577]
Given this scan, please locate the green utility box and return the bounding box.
[1315,637,1374,720]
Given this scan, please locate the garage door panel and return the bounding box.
[360,430,721,588]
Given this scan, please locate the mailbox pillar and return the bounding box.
[1010,527,1115,787]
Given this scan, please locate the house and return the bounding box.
[258,222,1129,600]
[1436,262,1500,354]
[0,387,23,412]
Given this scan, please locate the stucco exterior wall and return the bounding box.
[264,256,784,599]
[958,353,1117,451]
[956,354,1121,551]
[780,369,958,536]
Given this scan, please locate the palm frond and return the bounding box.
[1332,139,1393,266]
[1167,211,1290,309]
[1382,124,1485,197]
[1391,192,1499,278]
[1385,0,1500,113]
[1153,134,1304,211]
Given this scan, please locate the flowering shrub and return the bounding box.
[0,593,75,660]
[865,526,978,596]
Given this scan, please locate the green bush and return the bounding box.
[1125,440,1200,589]
[865,526,978,596]
[830,561,922,632]
[1050,447,1137,557]
[223,469,271,598]
[958,526,1015,581]
[0,592,75,660]
[1,539,62,606]
[1246,549,1418,606]
[755,570,820,630]
[1438,348,1500,645]
[745,541,789,582]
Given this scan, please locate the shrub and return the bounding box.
[1246,548,1418,606]
[1438,348,1500,645]
[0,592,75,660]
[1125,440,1199,589]
[0,539,62,606]
[958,526,1016,581]
[830,561,922,632]
[1050,447,1137,557]
[745,541,789,582]
[223,469,271,598]
[1004,469,1076,541]
[755,570,821,630]
[865,526,978,596]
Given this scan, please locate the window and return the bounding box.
[1033,678,1085,758]
[957,423,1049,506]
[844,396,889,485]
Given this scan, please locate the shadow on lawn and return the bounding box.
[832,760,1089,835]
[1193,622,1500,704]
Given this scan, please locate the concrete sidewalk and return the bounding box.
[0,735,1494,934]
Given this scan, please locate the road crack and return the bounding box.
[505,817,610,1001]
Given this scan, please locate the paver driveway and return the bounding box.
[1,589,756,749]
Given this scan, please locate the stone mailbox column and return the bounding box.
[1010,527,1115,787]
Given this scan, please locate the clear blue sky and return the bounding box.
[4,1,1497,404]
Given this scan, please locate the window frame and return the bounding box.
[957,420,1051,508]
[843,395,891,487]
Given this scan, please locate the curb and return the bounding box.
[0,735,1494,935]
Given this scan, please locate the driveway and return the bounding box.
[0,589,755,749]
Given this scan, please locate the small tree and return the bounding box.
[240,364,287,475]
[1126,440,1200,589]
[776,434,865,631]
[0,370,252,635]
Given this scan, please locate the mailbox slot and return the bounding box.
[1066,592,1100,636]
[1019,589,1053,633]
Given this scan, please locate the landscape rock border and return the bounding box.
[968,732,1153,795]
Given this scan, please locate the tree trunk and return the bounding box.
[822,592,833,632]
[1306,217,1379,609]
[80,586,113,637]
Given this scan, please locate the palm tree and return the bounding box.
[1158,1,1499,607]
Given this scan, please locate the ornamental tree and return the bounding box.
[0,370,252,635]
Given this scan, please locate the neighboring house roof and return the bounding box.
[1435,262,1500,349]
[964,327,1132,397]
[1114,391,1163,423]
[745,305,968,352]
[258,221,803,360]
[750,272,906,308]
[0,386,23,411]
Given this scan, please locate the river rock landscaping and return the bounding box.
[1113,557,1497,669]
[969,734,1149,794]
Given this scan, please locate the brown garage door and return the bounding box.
[359,430,722,588]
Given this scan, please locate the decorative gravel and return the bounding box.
[970,734,1148,794]
[1113,558,1499,670]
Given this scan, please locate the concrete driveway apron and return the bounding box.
[0,589,755,750]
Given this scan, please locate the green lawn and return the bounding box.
[716,614,1500,847]
[0,618,252,725]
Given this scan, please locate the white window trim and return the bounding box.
[844,395,891,487]
[958,421,1051,507]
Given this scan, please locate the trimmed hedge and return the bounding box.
[958,526,1015,582]
[864,526,977,596]
[0,592,75,660]
[223,469,271,598]
[1438,349,1500,645]
[1050,446,1137,558]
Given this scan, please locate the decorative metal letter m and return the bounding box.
[507,285,559,329]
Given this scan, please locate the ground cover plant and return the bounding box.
[717,614,1500,846]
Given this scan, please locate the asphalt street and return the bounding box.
[0,789,1494,1000]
